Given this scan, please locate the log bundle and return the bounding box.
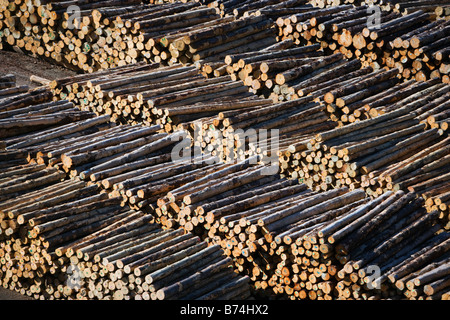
[0,164,123,299]
[202,0,313,18]
[154,159,278,234]
[193,94,338,164]
[56,133,228,229]
[1,0,146,72]
[0,94,119,171]
[0,162,251,300]
[0,97,240,230]
[0,0,223,72]
[87,4,279,68]
[276,4,450,83]
[372,134,450,229]
[0,109,213,225]
[296,190,449,300]
[83,1,222,69]
[154,167,449,300]
[0,0,283,72]
[0,92,252,300]
[1,101,449,300]
[275,4,374,49]
[48,62,273,133]
[0,76,225,223]
[1,0,449,75]
[54,214,250,301]
[279,79,449,194]
[195,69,448,168]
[381,0,450,18]
[209,43,333,102]
[350,10,450,83]
[321,71,446,126]
[157,14,278,66]
[154,166,365,298]
[27,121,172,182]
[319,66,402,125]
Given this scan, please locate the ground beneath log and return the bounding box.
[0,49,77,88]
[0,287,33,300]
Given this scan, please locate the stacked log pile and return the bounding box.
[55,132,229,229]
[49,62,273,133]
[155,166,364,298]
[372,133,450,228]
[270,54,369,105]
[316,67,407,125]
[1,0,283,72]
[7,126,440,299]
[1,110,213,226]
[89,4,276,67]
[279,79,449,193]
[321,72,445,126]
[212,43,336,101]
[1,110,114,154]
[393,236,450,300]
[196,49,414,126]
[1,74,271,231]
[207,5,412,104]
[0,0,224,72]
[0,93,252,300]
[1,98,118,170]
[158,14,278,67]
[50,62,159,123]
[348,10,450,82]
[380,0,450,18]
[1,0,142,72]
[54,212,250,301]
[210,0,318,18]
[154,158,276,234]
[85,1,222,69]
[2,0,450,302]
[296,190,449,300]
[1,76,225,223]
[0,164,114,299]
[196,68,446,169]
[275,5,374,49]
[155,166,449,300]
[1,0,448,76]
[1,97,449,300]
[0,101,243,230]
[193,94,338,164]
[0,162,251,300]
[27,121,170,179]
[275,4,450,83]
